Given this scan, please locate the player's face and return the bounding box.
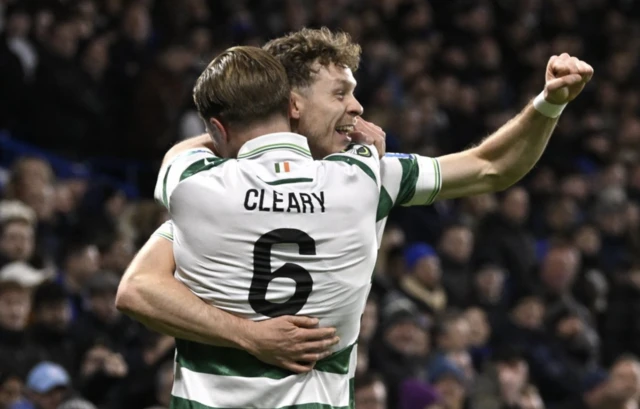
[291,63,363,158]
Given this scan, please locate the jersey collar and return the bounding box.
[237,132,312,159]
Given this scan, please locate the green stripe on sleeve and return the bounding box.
[154,231,173,241]
[425,157,442,204]
[180,158,229,182]
[396,158,420,206]
[376,187,394,221]
[324,155,377,185]
[170,396,350,409]
[175,339,354,379]
[161,164,172,208]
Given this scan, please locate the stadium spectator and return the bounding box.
[0,262,46,377]
[472,347,530,409]
[355,373,388,409]
[463,307,492,371]
[437,223,474,308]
[427,356,469,409]
[390,243,447,315]
[72,272,135,354]
[370,309,430,406]
[95,231,134,276]
[537,244,600,372]
[0,4,35,135]
[28,282,77,378]
[0,216,35,265]
[468,263,508,328]
[602,356,640,409]
[55,242,100,320]
[13,362,70,409]
[0,370,23,409]
[433,312,471,357]
[474,187,537,297]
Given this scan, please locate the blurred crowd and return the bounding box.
[2,0,640,409]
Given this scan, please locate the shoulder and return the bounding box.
[324,143,381,185]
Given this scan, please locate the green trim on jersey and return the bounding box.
[237,143,312,159]
[176,340,354,379]
[426,157,442,204]
[264,177,314,186]
[162,164,172,207]
[376,187,394,221]
[155,231,173,241]
[396,158,420,206]
[324,156,377,185]
[349,377,355,409]
[170,396,352,409]
[180,158,230,182]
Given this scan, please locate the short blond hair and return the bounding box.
[193,46,290,128]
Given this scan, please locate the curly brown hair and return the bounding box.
[263,27,362,89]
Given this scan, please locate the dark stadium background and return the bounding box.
[1,0,640,408]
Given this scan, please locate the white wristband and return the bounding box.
[533,91,567,118]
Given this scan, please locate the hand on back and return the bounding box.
[247,315,340,374]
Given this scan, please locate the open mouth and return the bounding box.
[335,124,355,135]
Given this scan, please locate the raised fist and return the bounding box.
[544,53,594,104]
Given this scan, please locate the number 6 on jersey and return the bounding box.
[249,228,316,317]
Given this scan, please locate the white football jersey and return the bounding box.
[155,132,382,409]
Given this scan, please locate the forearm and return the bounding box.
[162,133,214,165]
[474,102,558,189]
[119,273,255,349]
[436,102,560,199]
[116,236,255,351]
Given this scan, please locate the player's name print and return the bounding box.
[243,189,326,213]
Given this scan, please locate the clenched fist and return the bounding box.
[544,53,594,104]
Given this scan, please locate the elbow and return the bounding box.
[495,168,532,191]
[491,174,520,192]
[475,155,516,193]
[482,158,528,192]
[473,147,531,192]
[115,276,140,314]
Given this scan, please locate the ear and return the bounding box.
[208,117,228,145]
[289,91,305,120]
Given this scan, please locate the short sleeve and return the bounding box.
[153,220,174,242]
[379,153,442,207]
[154,149,217,209]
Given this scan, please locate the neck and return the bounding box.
[226,117,291,158]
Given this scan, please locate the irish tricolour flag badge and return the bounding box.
[274,161,291,173]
